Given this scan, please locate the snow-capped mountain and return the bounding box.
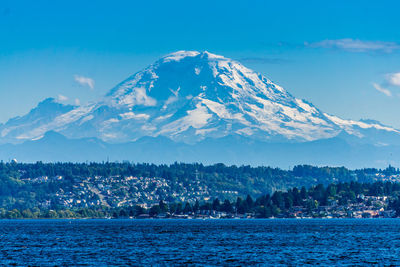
[1,50,398,148]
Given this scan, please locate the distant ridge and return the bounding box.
[0,51,399,167]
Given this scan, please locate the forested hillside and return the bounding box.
[0,161,398,214]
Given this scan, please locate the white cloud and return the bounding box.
[386,72,400,87]
[372,83,392,97]
[57,94,68,102]
[306,39,400,53]
[74,75,95,89]
[117,87,157,107]
[165,95,178,105]
[162,87,181,110]
[74,98,81,105]
[162,95,178,110]
[120,112,150,120]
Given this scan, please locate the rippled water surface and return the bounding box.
[0,219,399,265]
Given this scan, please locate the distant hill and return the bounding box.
[0,161,390,212]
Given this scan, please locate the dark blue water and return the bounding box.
[0,219,399,265]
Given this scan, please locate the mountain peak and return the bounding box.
[161,50,200,62]
[1,51,399,148]
[38,97,57,105]
[100,51,343,143]
[160,50,226,63]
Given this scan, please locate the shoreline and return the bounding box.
[0,217,398,220]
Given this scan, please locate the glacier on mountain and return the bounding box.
[0,50,399,150]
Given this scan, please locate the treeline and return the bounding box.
[3,181,400,219]
[0,161,398,212]
[2,161,399,183]
[144,181,400,218]
[0,207,108,219]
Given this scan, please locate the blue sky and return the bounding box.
[1,0,400,127]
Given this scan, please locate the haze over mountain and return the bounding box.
[1,51,400,168]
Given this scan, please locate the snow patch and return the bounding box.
[162,51,200,63]
[160,103,212,136]
[15,104,95,140]
[195,127,218,135]
[154,114,173,121]
[120,112,150,120]
[79,115,94,125]
[324,114,399,133]
[295,99,317,113]
[117,87,157,107]
[236,127,254,136]
[203,51,225,60]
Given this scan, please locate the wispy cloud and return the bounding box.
[74,75,95,89]
[386,72,400,87]
[74,98,81,106]
[240,57,290,64]
[306,39,400,53]
[57,94,68,102]
[372,83,392,97]
[372,72,400,97]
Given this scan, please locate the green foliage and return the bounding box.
[0,161,397,218]
[0,161,384,210]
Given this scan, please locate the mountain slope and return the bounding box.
[0,98,76,144]
[0,51,399,167]
[1,51,398,147]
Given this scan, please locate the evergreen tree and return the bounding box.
[193,199,200,213]
[222,199,233,213]
[212,198,220,211]
[183,202,192,213]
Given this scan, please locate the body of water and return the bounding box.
[0,219,399,265]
